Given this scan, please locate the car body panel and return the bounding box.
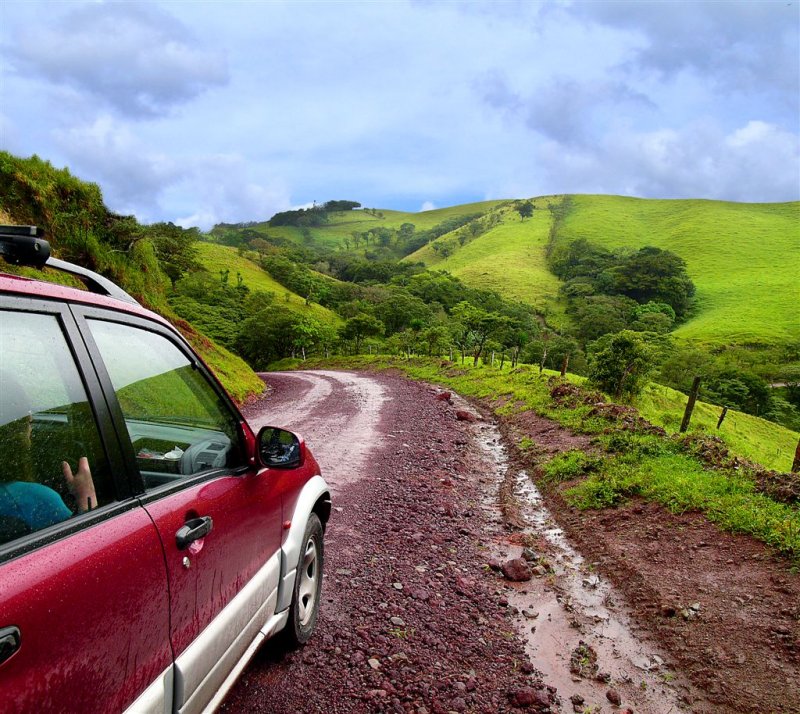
[0,506,171,714]
[175,550,280,714]
[140,470,282,712]
[123,664,173,714]
[276,472,330,611]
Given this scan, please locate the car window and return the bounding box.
[86,319,244,488]
[0,311,114,546]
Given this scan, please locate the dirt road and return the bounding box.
[222,370,799,714]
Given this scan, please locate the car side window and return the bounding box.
[0,311,114,546]
[86,319,245,489]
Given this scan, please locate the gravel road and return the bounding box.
[223,370,557,713]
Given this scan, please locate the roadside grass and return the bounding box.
[636,383,798,473]
[540,450,601,484]
[272,355,800,558]
[566,451,800,557]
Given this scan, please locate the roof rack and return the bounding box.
[0,225,140,305]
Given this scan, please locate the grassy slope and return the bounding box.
[558,196,800,346]
[635,383,798,473]
[406,198,565,319]
[195,242,342,327]
[399,195,799,348]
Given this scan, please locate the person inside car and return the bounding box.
[0,373,96,543]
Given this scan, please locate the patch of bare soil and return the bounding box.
[223,373,556,713]
[499,406,800,714]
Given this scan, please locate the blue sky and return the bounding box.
[1,0,798,229]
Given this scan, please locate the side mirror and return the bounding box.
[257,427,304,469]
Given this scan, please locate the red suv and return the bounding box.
[0,226,331,713]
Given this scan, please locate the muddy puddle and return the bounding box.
[469,414,687,713]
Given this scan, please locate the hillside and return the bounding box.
[404,197,566,322]
[401,195,799,350]
[211,200,507,253]
[557,196,800,348]
[195,242,341,328]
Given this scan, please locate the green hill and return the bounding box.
[195,242,341,328]
[216,200,508,252]
[404,197,566,321]
[400,195,798,350]
[557,196,800,348]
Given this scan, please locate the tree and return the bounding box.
[236,309,304,369]
[522,335,583,375]
[630,311,673,334]
[451,302,510,366]
[420,325,450,357]
[588,330,659,399]
[248,237,273,258]
[500,314,540,368]
[149,222,200,286]
[550,238,616,282]
[516,200,534,221]
[291,317,323,360]
[704,369,771,416]
[324,200,361,212]
[572,295,636,344]
[657,346,712,393]
[397,223,415,245]
[604,247,695,318]
[339,314,384,353]
[373,288,431,334]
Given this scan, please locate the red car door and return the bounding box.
[0,303,171,714]
[0,511,172,714]
[82,313,283,713]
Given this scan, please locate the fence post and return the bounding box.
[680,376,702,433]
[792,437,800,474]
[716,406,728,430]
[560,354,570,378]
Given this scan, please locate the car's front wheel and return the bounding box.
[282,513,324,647]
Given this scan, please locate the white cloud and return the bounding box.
[421,201,437,212]
[535,119,800,203]
[7,2,228,118]
[52,115,289,228]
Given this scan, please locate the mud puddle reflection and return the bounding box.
[472,417,685,713]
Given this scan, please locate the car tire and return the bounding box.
[281,513,324,647]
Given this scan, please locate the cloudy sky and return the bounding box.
[1,1,798,229]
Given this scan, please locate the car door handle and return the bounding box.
[176,516,214,550]
[0,626,20,666]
